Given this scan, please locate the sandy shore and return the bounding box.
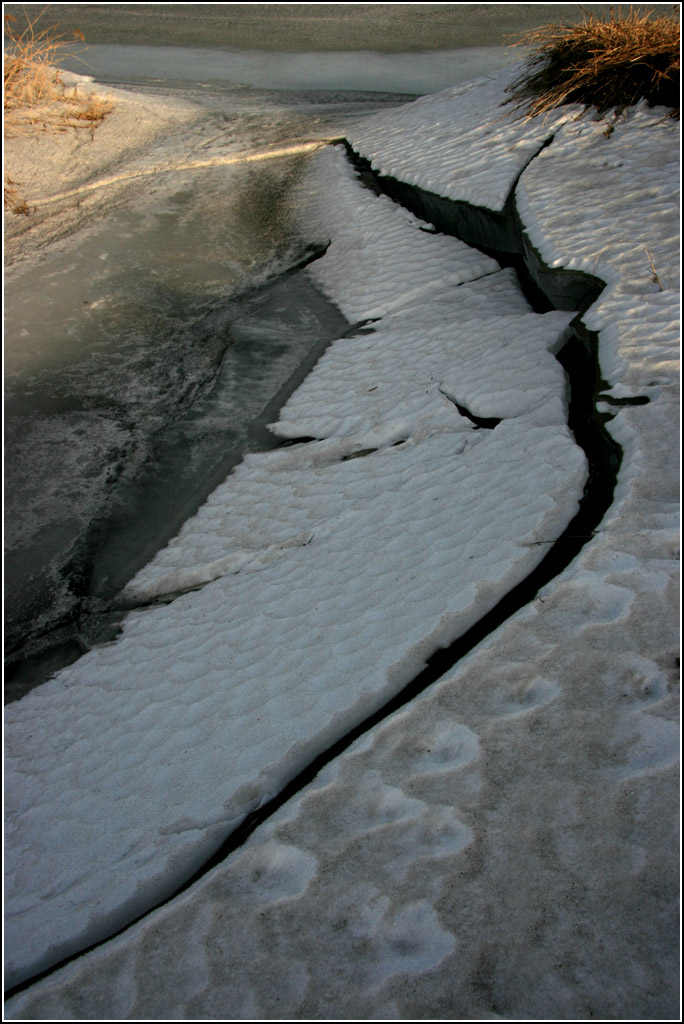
[4,73,206,267]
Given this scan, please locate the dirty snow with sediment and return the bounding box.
[5,64,680,1020]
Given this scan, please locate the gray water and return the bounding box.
[4,3,605,688]
[7,4,619,52]
[60,43,516,94]
[4,84,435,686]
[4,85,384,678]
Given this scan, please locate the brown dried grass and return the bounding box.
[4,6,112,136]
[506,6,680,119]
[4,177,31,214]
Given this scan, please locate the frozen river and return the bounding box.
[5,4,611,692]
[4,6,678,1015]
[4,10,524,693]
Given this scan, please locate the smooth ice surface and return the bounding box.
[5,62,679,1020]
[57,43,516,95]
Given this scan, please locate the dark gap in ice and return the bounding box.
[5,133,626,998]
[597,393,650,406]
[439,389,502,429]
[344,317,382,337]
[341,447,379,461]
[339,137,620,520]
[345,324,378,336]
[276,435,320,446]
[115,583,213,613]
[339,136,605,317]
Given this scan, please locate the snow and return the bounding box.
[293,144,500,321]
[346,63,577,210]
[4,65,679,1019]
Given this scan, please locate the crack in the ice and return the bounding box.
[596,393,650,406]
[438,386,502,429]
[116,532,317,610]
[5,129,622,1000]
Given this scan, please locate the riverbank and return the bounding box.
[4,71,375,683]
[4,72,211,267]
[4,63,680,1019]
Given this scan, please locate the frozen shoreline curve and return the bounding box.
[5,66,680,1019]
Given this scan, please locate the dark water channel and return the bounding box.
[4,260,349,701]
[3,103,367,696]
[89,261,349,606]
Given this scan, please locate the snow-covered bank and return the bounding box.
[5,64,680,1019]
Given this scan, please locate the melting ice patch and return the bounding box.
[617,714,679,778]
[238,841,318,904]
[359,899,456,987]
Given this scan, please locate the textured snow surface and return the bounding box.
[4,139,586,988]
[516,101,680,390]
[127,265,575,599]
[294,145,500,321]
[8,598,677,1020]
[5,68,679,1020]
[347,64,577,210]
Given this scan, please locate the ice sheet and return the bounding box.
[4,125,586,987]
[347,64,580,210]
[294,145,500,323]
[4,62,679,1018]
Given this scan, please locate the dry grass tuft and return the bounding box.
[4,6,112,136]
[506,6,680,119]
[4,176,31,214]
[644,247,664,290]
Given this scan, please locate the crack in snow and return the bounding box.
[5,126,624,999]
[437,386,502,429]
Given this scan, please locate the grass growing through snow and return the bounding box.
[506,6,680,118]
[3,7,112,137]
